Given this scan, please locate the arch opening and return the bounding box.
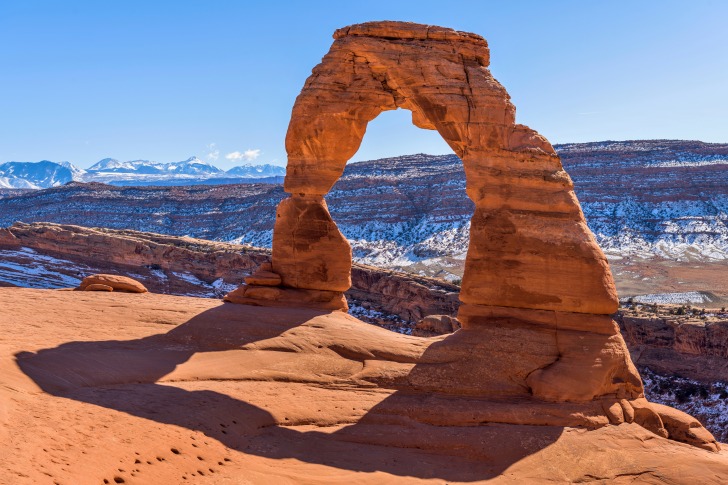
[348,108,454,164]
[326,107,467,284]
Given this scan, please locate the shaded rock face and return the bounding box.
[413,315,461,337]
[226,21,719,449]
[617,312,728,383]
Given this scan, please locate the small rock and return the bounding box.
[77,274,148,293]
[413,315,461,337]
[84,284,114,292]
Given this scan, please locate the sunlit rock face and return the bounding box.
[225,21,718,449]
[272,20,617,316]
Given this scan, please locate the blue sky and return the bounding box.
[1,1,726,169]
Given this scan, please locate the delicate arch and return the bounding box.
[265,21,617,317]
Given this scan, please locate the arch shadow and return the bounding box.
[16,304,564,482]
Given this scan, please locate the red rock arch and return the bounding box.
[223,23,725,444]
[265,21,617,318]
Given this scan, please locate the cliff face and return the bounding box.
[0,142,726,303]
[616,311,728,382]
[0,222,459,325]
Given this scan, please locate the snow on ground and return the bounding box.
[171,272,237,297]
[642,368,728,442]
[623,291,717,305]
[212,277,238,295]
[347,303,412,335]
[0,247,85,288]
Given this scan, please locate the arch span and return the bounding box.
[236,21,617,317]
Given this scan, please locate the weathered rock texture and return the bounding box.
[260,20,617,317]
[227,21,716,447]
[413,315,461,337]
[77,274,148,293]
[617,311,728,383]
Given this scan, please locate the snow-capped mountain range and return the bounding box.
[0,157,285,189]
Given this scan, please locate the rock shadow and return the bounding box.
[16,303,563,481]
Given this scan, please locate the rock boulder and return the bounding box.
[77,274,148,294]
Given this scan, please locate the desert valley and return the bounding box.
[2,13,728,485]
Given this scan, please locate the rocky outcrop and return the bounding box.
[619,312,728,358]
[413,315,461,337]
[652,402,721,452]
[617,311,728,383]
[0,221,459,322]
[0,221,270,283]
[219,20,717,449]
[83,283,113,292]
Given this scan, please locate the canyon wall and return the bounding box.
[0,222,459,323]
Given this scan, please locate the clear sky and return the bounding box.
[1,0,727,169]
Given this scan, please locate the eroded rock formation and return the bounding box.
[77,274,148,293]
[226,21,718,450]
[238,20,615,316]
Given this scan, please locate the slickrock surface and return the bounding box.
[2,288,728,484]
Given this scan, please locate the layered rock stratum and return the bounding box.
[0,221,459,325]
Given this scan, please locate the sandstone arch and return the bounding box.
[232,21,617,318]
[226,19,633,399]
[224,19,640,401]
[222,20,717,448]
